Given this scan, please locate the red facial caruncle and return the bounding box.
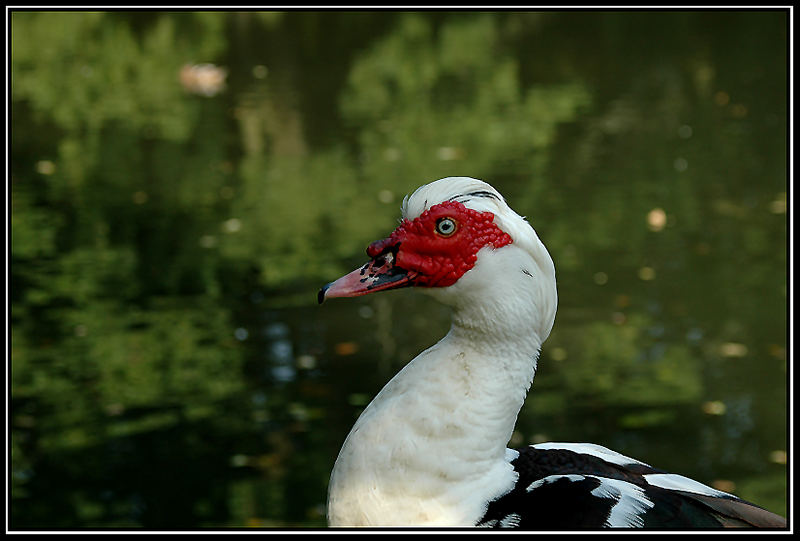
[368,201,513,287]
[320,200,513,303]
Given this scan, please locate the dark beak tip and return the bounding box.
[318,283,331,305]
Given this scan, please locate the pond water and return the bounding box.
[10,10,787,528]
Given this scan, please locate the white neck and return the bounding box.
[327,243,557,527]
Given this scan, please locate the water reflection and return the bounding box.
[10,10,787,528]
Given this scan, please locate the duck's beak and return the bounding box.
[318,249,416,304]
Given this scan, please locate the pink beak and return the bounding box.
[318,249,417,304]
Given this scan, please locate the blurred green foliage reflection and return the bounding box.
[10,10,787,528]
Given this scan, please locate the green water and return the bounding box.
[10,10,787,528]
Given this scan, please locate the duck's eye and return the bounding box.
[435,217,458,237]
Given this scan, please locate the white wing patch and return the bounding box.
[499,513,522,527]
[525,474,653,528]
[589,476,655,527]
[525,474,586,492]
[643,473,734,498]
[530,442,651,467]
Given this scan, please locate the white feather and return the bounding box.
[643,473,734,498]
[525,474,653,528]
[525,474,586,492]
[589,477,654,527]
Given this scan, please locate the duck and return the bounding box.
[318,176,787,529]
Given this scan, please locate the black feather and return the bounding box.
[476,445,788,529]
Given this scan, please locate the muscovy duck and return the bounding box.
[318,176,786,528]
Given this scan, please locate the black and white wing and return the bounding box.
[477,443,787,529]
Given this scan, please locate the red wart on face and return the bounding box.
[320,200,513,303]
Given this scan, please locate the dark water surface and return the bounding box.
[10,10,787,528]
